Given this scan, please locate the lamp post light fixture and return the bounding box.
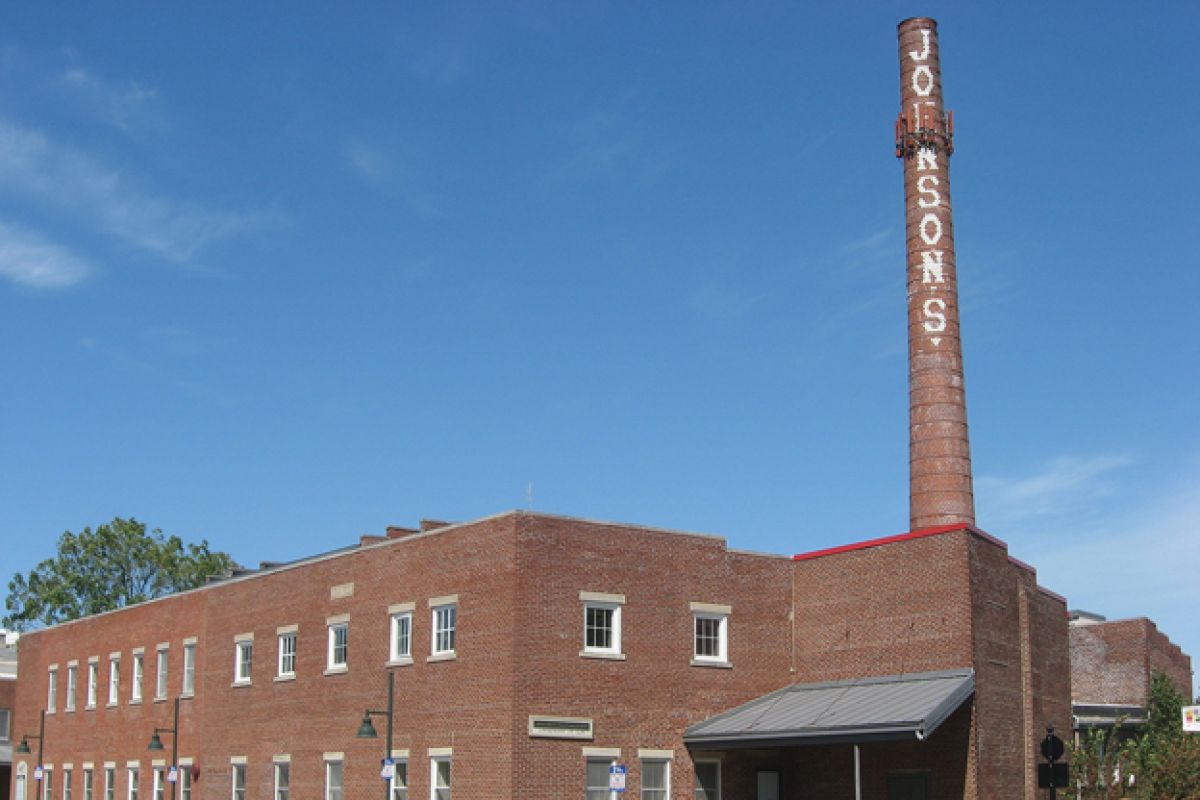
[15,709,46,780]
[355,671,396,800]
[147,697,181,800]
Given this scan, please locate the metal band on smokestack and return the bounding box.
[896,18,975,530]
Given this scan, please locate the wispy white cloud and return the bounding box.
[541,93,668,188]
[689,281,766,321]
[343,138,442,216]
[1036,478,1200,608]
[0,221,93,289]
[143,325,212,357]
[0,117,264,264]
[346,139,393,184]
[985,454,1200,694]
[57,66,160,132]
[410,43,468,87]
[976,454,1133,525]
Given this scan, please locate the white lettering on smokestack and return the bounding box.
[898,17,975,530]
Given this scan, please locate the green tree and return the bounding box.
[1069,673,1200,799]
[4,517,239,631]
[1124,673,1200,799]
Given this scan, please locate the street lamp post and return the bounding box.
[15,709,47,781]
[147,697,181,800]
[355,671,395,800]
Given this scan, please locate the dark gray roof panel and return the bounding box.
[684,668,974,749]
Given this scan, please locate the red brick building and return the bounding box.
[6,16,1090,800]
[1069,612,1194,732]
[10,513,1069,800]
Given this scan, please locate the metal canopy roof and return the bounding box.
[684,668,975,749]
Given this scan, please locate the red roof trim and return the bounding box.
[792,523,984,561]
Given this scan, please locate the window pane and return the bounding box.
[434,606,456,654]
[694,762,720,800]
[183,646,196,693]
[586,760,610,788]
[695,617,720,657]
[275,764,289,800]
[432,758,451,800]
[585,607,612,650]
[641,761,667,800]
[390,761,407,800]
[279,634,296,675]
[393,614,411,659]
[231,765,245,800]
[325,762,343,800]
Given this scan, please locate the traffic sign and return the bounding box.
[609,764,627,792]
[1041,731,1065,762]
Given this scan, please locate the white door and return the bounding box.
[756,770,780,800]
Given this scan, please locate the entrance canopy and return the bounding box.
[684,668,974,749]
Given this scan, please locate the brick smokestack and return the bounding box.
[896,18,975,530]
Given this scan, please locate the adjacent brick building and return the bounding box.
[1,633,16,800]
[10,513,1069,800]
[1069,611,1194,732]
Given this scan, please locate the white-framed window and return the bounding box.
[178,765,192,800]
[151,768,164,800]
[15,762,27,800]
[585,759,614,800]
[154,647,168,700]
[104,767,115,800]
[41,767,52,800]
[83,769,94,800]
[430,756,451,800]
[230,763,245,800]
[640,759,669,800]
[108,657,120,706]
[0,707,9,741]
[431,602,456,657]
[182,643,196,696]
[234,637,253,684]
[126,767,139,800]
[48,666,58,712]
[131,653,144,703]
[389,758,408,800]
[87,661,99,708]
[277,628,297,678]
[273,761,290,800]
[65,665,77,712]
[389,605,413,663]
[327,620,349,671]
[62,768,72,800]
[691,604,730,664]
[693,759,721,800]
[324,759,343,800]
[581,592,624,657]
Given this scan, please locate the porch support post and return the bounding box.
[854,744,862,800]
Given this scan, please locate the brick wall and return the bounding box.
[1071,617,1194,706]
[10,512,1072,800]
[512,513,795,800]
[968,534,1070,800]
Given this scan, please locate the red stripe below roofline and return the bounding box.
[793,523,980,561]
[790,523,1068,605]
[1037,585,1068,605]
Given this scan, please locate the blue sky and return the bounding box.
[2,3,1197,692]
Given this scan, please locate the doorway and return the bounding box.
[887,770,931,800]
[756,770,780,800]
